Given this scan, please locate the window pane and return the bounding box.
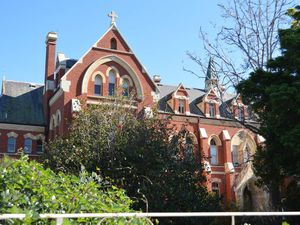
[122,80,129,97]
[232,145,239,166]
[94,84,102,95]
[109,83,115,96]
[210,145,217,165]
[36,140,44,153]
[209,103,215,117]
[178,99,185,113]
[7,137,16,153]
[24,138,32,153]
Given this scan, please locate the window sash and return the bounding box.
[24,138,32,153]
[108,83,115,96]
[94,84,102,95]
[7,138,16,153]
[209,103,215,117]
[210,145,217,165]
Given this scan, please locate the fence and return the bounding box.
[1,211,300,225]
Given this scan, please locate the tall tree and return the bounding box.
[44,98,220,225]
[237,6,300,210]
[186,0,292,88]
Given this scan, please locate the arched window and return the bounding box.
[7,137,16,153]
[238,108,244,121]
[24,138,32,153]
[110,38,117,50]
[108,70,116,96]
[185,136,194,160]
[210,139,218,165]
[36,139,44,154]
[178,99,185,114]
[212,182,220,197]
[209,102,215,117]
[122,79,129,97]
[232,145,239,166]
[94,75,103,96]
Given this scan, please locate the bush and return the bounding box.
[0,155,150,224]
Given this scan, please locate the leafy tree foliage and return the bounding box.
[44,98,220,225]
[237,6,300,209]
[0,155,149,225]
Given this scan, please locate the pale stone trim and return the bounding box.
[257,135,266,143]
[49,89,63,107]
[208,134,222,146]
[86,100,138,109]
[56,110,62,126]
[106,66,120,78]
[199,128,208,139]
[7,132,18,138]
[211,178,222,183]
[222,130,231,140]
[36,134,45,141]
[211,171,225,175]
[91,71,106,83]
[225,162,235,173]
[81,55,144,99]
[0,123,44,133]
[24,133,35,139]
[120,75,133,86]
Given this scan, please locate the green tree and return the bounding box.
[0,155,149,225]
[44,98,220,225]
[237,6,300,210]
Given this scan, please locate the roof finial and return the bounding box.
[108,11,118,26]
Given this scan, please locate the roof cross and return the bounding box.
[108,11,118,25]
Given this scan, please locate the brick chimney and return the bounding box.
[43,32,57,132]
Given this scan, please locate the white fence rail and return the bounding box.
[1,211,300,225]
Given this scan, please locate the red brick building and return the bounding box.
[0,12,269,210]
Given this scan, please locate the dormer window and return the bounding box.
[238,108,244,121]
[110,38,117,50]
[209,102,215,117]
[178,99,185,113]
[94,75,103,96]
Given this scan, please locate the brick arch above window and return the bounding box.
[81,55,144,100]
[208,134,222,146]
[91,71,106,83]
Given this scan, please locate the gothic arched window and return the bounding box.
[110,38,117,50]
[108,70,116,96]
[122,79,129,97]
[210,139,218,165]
[94,75,103,96]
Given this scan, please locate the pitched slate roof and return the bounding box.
[157,83,237,118]
[157,83,207,116]
[0,80,45,126]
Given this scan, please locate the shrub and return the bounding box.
[0,155,150,224]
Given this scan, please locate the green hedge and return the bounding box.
[0,155,150,224]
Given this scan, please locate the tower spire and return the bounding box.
[205,57,218,91]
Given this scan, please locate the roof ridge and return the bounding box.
[4,79,44,86]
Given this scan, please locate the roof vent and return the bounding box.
[29,84,36,88]
[153,75,161,83]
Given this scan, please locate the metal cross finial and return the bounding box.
[108,11,118,25]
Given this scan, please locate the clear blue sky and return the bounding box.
[0,0,222,89]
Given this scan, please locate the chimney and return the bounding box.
[44,32,57,134]
[45,32,57,83]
